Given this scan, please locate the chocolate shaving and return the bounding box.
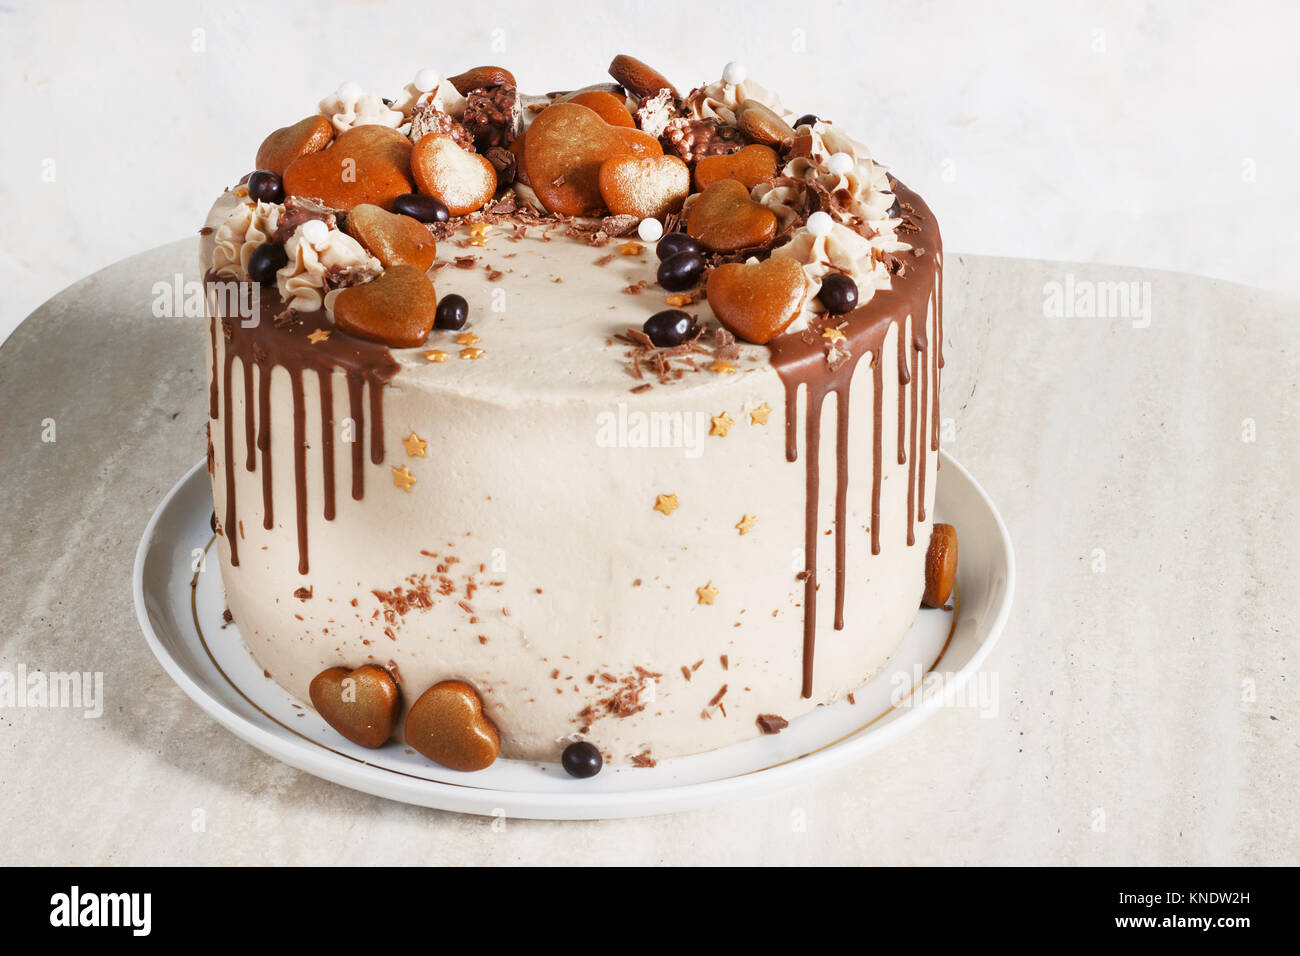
[756,714,789,734]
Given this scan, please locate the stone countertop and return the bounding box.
[1,239,1296,865]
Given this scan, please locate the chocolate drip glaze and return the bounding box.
[206,274,399,574]
[766,182,942,698]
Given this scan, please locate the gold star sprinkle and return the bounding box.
[696,581,719,605]
[822,327,846,342]
[424,349,448,363]
[653,493,679,516]
[710,412,735,437]
[709,360,736,375]
[307,328,332,344]
[735,514,757,535]
[402,432,427,458]
[392,465,417,492]
[618,241,645,256]
[665,294,693,307]
[456,332,480,346]
[468,223,491,246]
[750,403,772,425]
[460,347,484,360]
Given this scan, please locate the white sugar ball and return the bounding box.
[413,68,440,93]
[722,61,747,85]
[806,211,834,237]
[827,152,855,176]
[336,80,363,103]
[637,218,664,243]
[301,219,330,246]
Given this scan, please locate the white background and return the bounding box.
[1,0,1296,346]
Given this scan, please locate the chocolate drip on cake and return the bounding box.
[206,274,399,574]
[766,183,942,699]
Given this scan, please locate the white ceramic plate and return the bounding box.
[134,451,1013,819]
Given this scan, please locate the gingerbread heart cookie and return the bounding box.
[283,125,413,212]
[598,154,690,220]
[922,523,958,607]
[706,256,807,344]
[344,204,437,271]
[608,54,680,100]
[404,679,501,772]
[308,664,400,749]
[566,90,635,128]
[687,178,778,253]
[255,116,334,176]
[332,264,437,348]
[447,65,516,95]
[525,102,632,216]
[410,133,498,216]
[616,126,664,157]
[736,101,796,146]
[694,144,778,191]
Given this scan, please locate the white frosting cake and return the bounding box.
[200,56,947,771]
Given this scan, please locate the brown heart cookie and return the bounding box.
[616,126,664,157]
[922,523,958,607]
[404,679,501,772]
[694,144,779,191]
[706,257,807,344]
[525,102,632,216]
[344,204,437,271]
[608,54,680,100]
[598,154,690,220]
[255,116,334,176]
[736,101,796,146]
[447,65,516,95]
[308,664,399,749]
[566,90,635,128]
[410,133,498,216]
[332,264,437,348]
[687,178,778,253]
[283,125,413,212]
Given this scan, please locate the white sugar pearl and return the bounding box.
[336,80,363,103]
[722,61,747,85]
[637,218,664,243]
[827,152,855,176]
[413,68,440,93]
[301,219,330,246]
[806,211,834,237]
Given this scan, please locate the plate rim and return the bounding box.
[133,450,1015,819]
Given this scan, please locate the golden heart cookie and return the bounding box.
[566,90,635,128]
[410,133,498,216]
[687,178,778,253]
[617,126,663,157]
[344,204,437,271]
[255,116,334,176]
[509,130,530,186]
[283,125,413,211]
[525,102,632,216]
[737,101,796,146]
[598,154,689,220]
[922,523,958,607]
[308,664,399,749]
[447,65,516,95]
[404,679,501,772]
[694,144,778,191]
[608,54,680,100]
[706,256,807,344]
[332,264,437,348]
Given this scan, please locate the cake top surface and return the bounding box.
[203,55,932,400]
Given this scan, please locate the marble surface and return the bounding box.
[1,239,1296,865]
[3,0,1299,346]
